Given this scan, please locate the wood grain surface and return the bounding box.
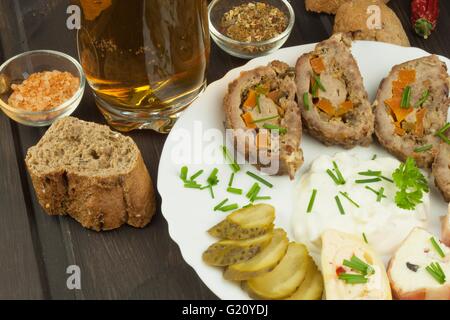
[0,0,448,299]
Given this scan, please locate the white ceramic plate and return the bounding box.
[158,41,450,300]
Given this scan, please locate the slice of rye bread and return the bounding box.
[25,117,156,231]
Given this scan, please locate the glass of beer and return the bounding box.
[76,0,210,133]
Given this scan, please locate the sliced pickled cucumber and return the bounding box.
[202,231,273,267]
[208,204,275,240]
[286,258,323,300]
[245,242,309,299]
[224,229,289,281]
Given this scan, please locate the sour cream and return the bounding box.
[292,152,429,263]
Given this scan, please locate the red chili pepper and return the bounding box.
[411,0,439,39]
[336,266,346,276]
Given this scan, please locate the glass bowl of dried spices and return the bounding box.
[208,0,295,59]
[0,50,85,127]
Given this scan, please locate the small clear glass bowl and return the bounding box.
[208,0,295,59]
[0,50,85,127]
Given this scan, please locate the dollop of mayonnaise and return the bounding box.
[292,152,429,264]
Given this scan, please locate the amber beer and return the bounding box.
[76,0,210,132]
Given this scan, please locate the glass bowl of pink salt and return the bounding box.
[0,50,85,126]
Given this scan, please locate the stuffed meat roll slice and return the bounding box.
[374,55,449,168]
[296,33,374,148]
[224,61,303,179]
[432,127,450,201]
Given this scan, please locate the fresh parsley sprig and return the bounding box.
[392,157,429,210]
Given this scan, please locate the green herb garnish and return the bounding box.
[263,123,287,135]
[228,172,235,187]
[190,169,203,181]
[339,191,360,208]
[430,237,446,258]
[227,187,243,195]
[222,145,240,173]
[219,203,239,212]
[355,177,382,184]
[372,154,377,160]
[307,189,317,213]
[335,195,345,215]
[365,186,387,199]
[256,94,261,113]
[338,273,368,284]
[251,115,279,124]
[313,74,326,92]
[414,144,433,153]
[333,161,346,184]
[358,170,392,183]
[363,233,368,244]
[246,171,273,188]
[376,187,385,202]
[414,90,429,108]
[214,198,229,211]
[436,123,450,145]
[400,86,411,109]
[425,262,446,284]
[303,92,310,110]
[392,157,429,210]
[343,255,375,276]
[184,182,202,189]
[254,196,271,201]
[180,166,188,181]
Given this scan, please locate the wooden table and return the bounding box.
[0,0,448,299]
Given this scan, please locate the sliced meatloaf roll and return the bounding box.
[432,128,450,202]
[374,55,449,168]
[224,61,303,179]
[295,33,374,148]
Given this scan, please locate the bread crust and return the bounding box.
[333,0,409,47]
[26,118,155,231]
[306,0,389,15]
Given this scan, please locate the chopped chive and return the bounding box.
[426,263,446,284]
[365,186,387,199]
[355,177,382,184]
[219,204,239,212]
[251,115,279,124]
[372,154,377,160]
[414,90,429,108]
[214,198,229,211]
[200,185,210,190]
[208,185,215,199]
[246,182,260,199]
[326,169,341,184]
[313,74,326,92]
[430,237,445,258]
[335,195,345,215]
[180,166,188,181]
[227,187,243,195]
[207,168,219,186]
[436,123,450,144]
[343,256,374,276]
[254,196,271,201]
[246,171,273,188]
[400,86,411,109]
[307,189,317,213]
[256,94,261,113]
[376,187,385,202]
[222,146,240,173]
[228,172,235,187]
[303,92,310,110]
[380,175,394,183]
[242,203,252,208]
[358,170,382,177]
[339,191,360,208]
[333,161,346,184]
[249,184,261,202]
[189,169,203,181]
[263,123,287,134]
[363,233,368,244]
[338,273,368,284]
[311,81,319,97]
[414,144,433,153]
[184,182,202,189]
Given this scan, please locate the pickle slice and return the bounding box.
[208,204,275,240]
[202,231,273,267]
[286,258,323,300]
[224,228,289,281]
[245,242,309,299]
